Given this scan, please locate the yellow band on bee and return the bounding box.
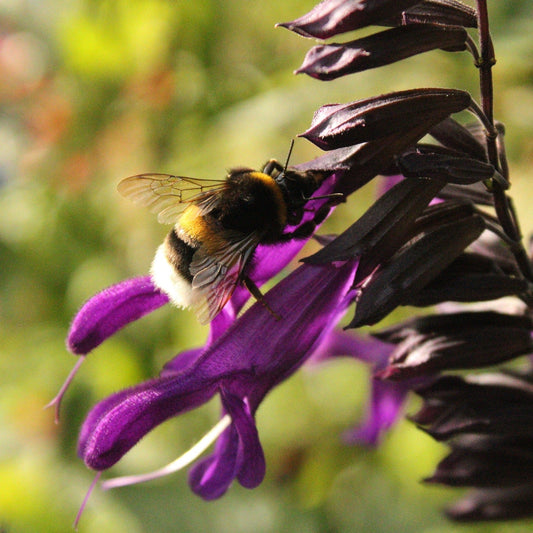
[248,172,287,227]
[179,205,209,241]
[178,205,226,252]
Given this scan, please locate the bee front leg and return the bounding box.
[262,159,284,176]
[280,204,331,241]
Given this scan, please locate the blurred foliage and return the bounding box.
[1,1,533,532]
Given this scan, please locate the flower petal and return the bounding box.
[277,0,421,40]
[224,392,265,489]
[67,276,169,355]
[160,348,204,377]
[190,390,265,497]
[79,375,218,470]
[297,25,467,81]
[345,377,409,446]
[188,424,239,500]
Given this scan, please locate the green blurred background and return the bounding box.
[2,1,533,532]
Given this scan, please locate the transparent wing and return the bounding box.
[189,231,260,324]
[117,173,226,224]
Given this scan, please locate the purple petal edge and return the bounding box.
[312,330,409,447]
[67,276,169,355]
[345,378,409,447]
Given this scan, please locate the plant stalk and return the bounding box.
[476,0,533,281]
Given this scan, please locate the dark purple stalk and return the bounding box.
[476,0,533,283]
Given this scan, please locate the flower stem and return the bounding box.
[476,0,533,282]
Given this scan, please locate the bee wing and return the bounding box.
[189,231,261,324]
[117,173,226,224]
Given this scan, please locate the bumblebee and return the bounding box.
[118,159,330,324]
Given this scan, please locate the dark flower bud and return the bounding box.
[397,149,496,184]
[377,312,533,379]
[410,200,476,234]
[347,214,485,328]
[469,233,520,275]
[296,25,468,81]
[413,372,533,440]
[297,127,442,197]
[305,177,445,283]
[438,181,494,206]
[385,0,477,29]
[377,312,533,343]
[446,484,533,522]
[430,117,488,161]
[426,438,533,488]
[300,88,472,150]
[277,0,421,40]
[415,373,533,521]
[405,252,529,306]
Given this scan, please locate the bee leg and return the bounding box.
[281,204,332,241]
[262,159,284,176]
[243,276,282,321]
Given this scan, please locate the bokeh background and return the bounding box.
[2,1,533,532]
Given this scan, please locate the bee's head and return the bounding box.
[275,169,320,208]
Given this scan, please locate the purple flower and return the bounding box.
[46,276,171,422]
[67,276,170,355]
[78,259,358,498]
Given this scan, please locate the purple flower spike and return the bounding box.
[61,176,339,427]
[67,276,169,355]
[79,259,358,497]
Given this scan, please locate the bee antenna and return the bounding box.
[282,139,295,175]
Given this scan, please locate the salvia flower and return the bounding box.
[78,259,359,497]
[64,166,418,518]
